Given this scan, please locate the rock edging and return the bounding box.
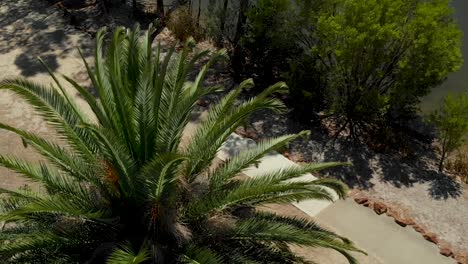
[351,191,468,264]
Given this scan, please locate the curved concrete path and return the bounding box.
[218,134,455,264]
[316,200,455,264]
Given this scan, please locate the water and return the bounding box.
[420,0,468,113]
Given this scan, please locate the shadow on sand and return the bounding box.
[245,110,462,200]
[0,0,93,77]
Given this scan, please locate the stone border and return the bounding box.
[350,191,468,264]
[238,126,468,263]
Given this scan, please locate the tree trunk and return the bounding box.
[438,151,446,172]
[233,0,248,45]
[231,0,249,79]
[196,0,202,26]
[220,0,229,33]
[438,137,448,172]
[157,0,164,17]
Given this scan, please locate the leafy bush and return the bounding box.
[201,0,302,85]
[0,25,362,263]
[239,0,300,84]
[294,0,463,138]
[287,53,326,120]
[447,145,468,183]
[429,92,468,172]
[166,6,203,41]
[202,0,236,45]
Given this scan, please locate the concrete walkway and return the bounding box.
[316,200,455,264]
[219,135,455,264]
[218,133,336,216]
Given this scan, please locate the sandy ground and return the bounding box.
[0,0,95,190]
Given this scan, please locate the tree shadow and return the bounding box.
[14,53,58,77]
[427,171,462,199]
[0,0,94,77]
[243,109,462,200]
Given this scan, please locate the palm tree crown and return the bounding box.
[0,25,363,263]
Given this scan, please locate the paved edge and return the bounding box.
[217,133,336,216]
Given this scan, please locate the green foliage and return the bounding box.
[239,0,300,83]
[202,0,301,84]
[429,92,468,172]
[106,243,150,264]
[446,145,468,183]
[293,0,462,137]
[0,25,362,263]
[167,6,203,41]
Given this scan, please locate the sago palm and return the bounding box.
[0,25,363,263]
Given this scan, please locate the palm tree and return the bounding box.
[0,25,363,263]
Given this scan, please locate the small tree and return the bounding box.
[302,0,462,138]
[202,0,300,84]
[429,93,468,172]
[239,0,300,84]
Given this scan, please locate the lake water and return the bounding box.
[420,0,468,113]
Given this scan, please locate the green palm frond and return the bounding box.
[62,73,109,127]
[218,240,311,264]
[106,242,150,264]
[0,196,105,222]
[185,81,289,178]
[38,57,86,124]
[0,78,97,158]
[0,122,99,185]
[0,231,64,258]
[252,212,354,244]
[189,181,336,218]
[142,152,187,204]
[188,162,348,218]
[232,218,363,264]
[0,24,361,263]
[0,155,45,183]
[208,131,311,190]
[181,245,224,264]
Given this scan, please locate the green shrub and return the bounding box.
[201,0,302,85]
[295,0,463,138]
[239,0,300,84]
[447,145,468,183]
[287,54,326,120]
[166,6,203,41]
[429,92,468,172]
